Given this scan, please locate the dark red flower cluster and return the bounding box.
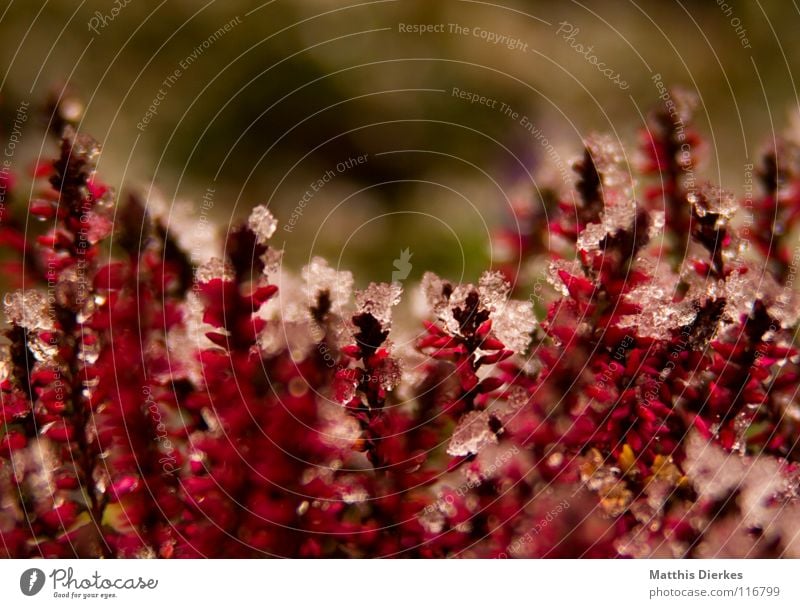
[2,89,800,558]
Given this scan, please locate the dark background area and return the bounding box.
[0,0,796,283]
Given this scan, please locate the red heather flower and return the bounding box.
[2,90,800,559]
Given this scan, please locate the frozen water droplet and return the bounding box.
[376,356,401,391]
[619,272,697,339]
[421,272,450,316]
[147,193,221,265]
[260,247,283,276]
[582,132,629,189]
[341,486,368,504]
[722,266,758,321]
[546,259,583,297]
[302,257,353,314]
[478,271,511,313]
[447,410,499,456]
[247,205,278,244]
[690,183,737,225]
[334,375,358,405]
[419,508,446,534]
[355,282,402,327]
[3,290,53,330]
[195,257,234,283]
[491,299,536,352]
[684,431,784,527]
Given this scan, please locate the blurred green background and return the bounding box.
[1,0,797,284]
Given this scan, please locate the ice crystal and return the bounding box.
[491,299,536,352]
[195,257,234,283]
[546,259,584,296]
[477,271,511,313]
[684,431,785,527]
[3,290,53,331]
[649,210,666,239]
[620,276,697,339]
[576,202,639,252]
[720,266,761,322]
[334,375,358,405]
[260,247,284,277]
[247,205,278,245]
[164,307,211,385]
[302,257,353,315]
[583,133,628,189]
[488,385,529,424]
[573,133,640,252]
[147,195,220,265]
[576,222,609,252]
[447,410,499,456]
[355,282,402,328]
[420,271,451,317]
[689,184,737,225]
[260,321,317,361]
[376,356,402,391]
[257,273,322,360]
[16,439,58,502]
[420,271,463,334]
[419,507,446,534]
[319,403,361,449]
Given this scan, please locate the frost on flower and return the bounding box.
[420,270,534,350]
[573,134,639,252]
[302,257,353,316]
[195,257,235,283]
[546,259,584,297]
[319,402,362,450]
[355,282,402,328]
[476,271,535,351]
[491,299,536,352]
[684,431,786,527]
[477,271,511,312]
[420,271,463,334]
[3,290,54,331]
[582,132,629,190]
[688,184,737,225]
[6,87,800,559]
[247,205,278,245]
[164,292,216,383]
[619,269,697,339]
[146,193,220,265]
[487,385,529,425]
[375,356,402,391]
[257,273,319,360]
[260,247,284,277]
[421,271,452,317]
[576,201,639,252]
[447,410,499,456]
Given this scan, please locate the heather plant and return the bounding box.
[2,89,800,558]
